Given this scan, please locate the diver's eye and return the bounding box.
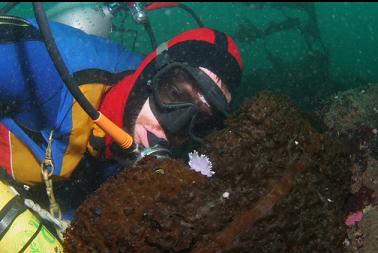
[168,84,183,99]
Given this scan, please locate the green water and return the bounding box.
[2,3,377,240]
[4,2,378,109]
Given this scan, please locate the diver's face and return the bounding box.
[133,97,168,148]
[133,68,232,148]
[132,86,212,148]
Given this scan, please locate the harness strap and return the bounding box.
[0,195,27,240]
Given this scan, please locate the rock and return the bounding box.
[64,91,351,253]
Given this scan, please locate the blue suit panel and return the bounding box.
[0,16,144,183]
[0,17,143,131]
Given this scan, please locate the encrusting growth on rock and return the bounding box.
[64,91,351,253]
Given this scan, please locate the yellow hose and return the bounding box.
[94,112,134,149]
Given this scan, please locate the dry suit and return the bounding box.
[0,16,243,188]
[0,16,143,184]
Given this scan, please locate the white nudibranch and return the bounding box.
[188,150,215,177]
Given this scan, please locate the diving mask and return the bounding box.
[149,63,229,143]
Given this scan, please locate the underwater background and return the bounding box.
[4,2,378,112]
[2,3,378,252]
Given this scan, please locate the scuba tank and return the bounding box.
[47,2,115,38]
[0,180,63,253]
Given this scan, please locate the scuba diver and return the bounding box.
[0,2,243,183]
[0,2,243,250]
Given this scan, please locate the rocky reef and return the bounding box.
[64,91,351,252]
[320,84,378,252]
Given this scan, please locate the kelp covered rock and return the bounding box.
[199,91,351,252]
[64,91,351,253]
[320,84,378,252]
[320,84,378,135]
[64,157,207,252]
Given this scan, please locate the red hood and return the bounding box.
[98,75,135,158]
[99,27,243,159]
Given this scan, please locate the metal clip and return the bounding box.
[41,130,55,177]
[136,144,172,162]
[40,130,62,221]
